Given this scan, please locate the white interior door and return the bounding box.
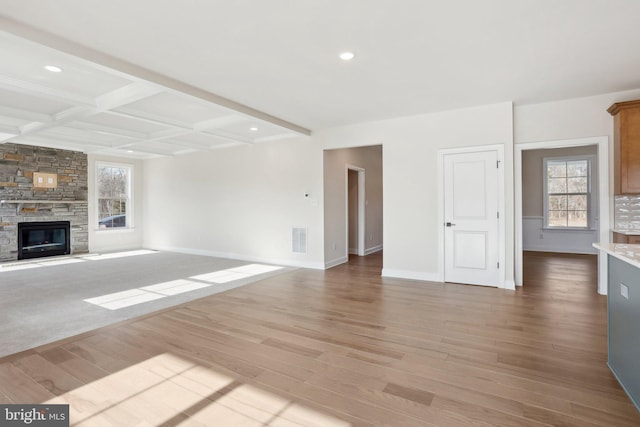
[444,150,500,287]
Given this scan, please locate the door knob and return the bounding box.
[446,222,456,227]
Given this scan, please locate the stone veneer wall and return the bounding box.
[0,143,88,262]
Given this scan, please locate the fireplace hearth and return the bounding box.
[18,221,71,260]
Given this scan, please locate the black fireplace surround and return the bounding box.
[18,221,71,260]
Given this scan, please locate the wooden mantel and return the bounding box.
[0,199,87,212]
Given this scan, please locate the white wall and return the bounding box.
[140,102,513,283]
[515,89,640,234]
[323,145,383,267]
[514,88,640,294]
[142,137,325,269]
[86,89,640,290]
[515,89,640,145]
[523,217,598,254]
[87,154,144,253]
[315,102,514,282]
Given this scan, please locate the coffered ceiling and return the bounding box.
[0,28,308,159]
[2,1,640,159]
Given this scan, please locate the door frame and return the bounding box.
[345,164,366,256]
[438,144,507,288]
[515,136,609,294]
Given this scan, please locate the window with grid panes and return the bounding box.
[544,157,590,228]
[96,162,132,229]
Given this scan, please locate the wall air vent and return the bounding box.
[292,227,307,254]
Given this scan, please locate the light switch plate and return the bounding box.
[620,283,629,300]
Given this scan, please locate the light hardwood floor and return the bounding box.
[1,251,638,426]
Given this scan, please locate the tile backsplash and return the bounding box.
[614,195,640,230]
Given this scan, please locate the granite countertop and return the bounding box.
[612,229,640,235]
[593,243,640,268]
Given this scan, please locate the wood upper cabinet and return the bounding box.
[609,100,640,194]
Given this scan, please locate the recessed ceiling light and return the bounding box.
[339,52,355,61]
[127,150,134,153]
[44,65,63,73]
[249,126,259,131]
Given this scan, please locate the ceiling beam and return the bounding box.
[0,16,311,136]
[0,81,166,143]
[0,105,52,123]
[62,122,147,140]
[95,82,164,111]
[145,128,190,142]
[193,115,247,132]
[0,74,94,106]
[12,135,109,152]
[0,105,94,143]
[39,129,126,147]
[203,129,253,144]
[134,114,253,145]
[106,107,193,129]
[142,114,245,141]
[93,143,171,157]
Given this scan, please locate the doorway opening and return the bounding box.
[322,145,383,269]
[347,166,365,256]
[515,136,609,294]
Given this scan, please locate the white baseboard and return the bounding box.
[348,245,382,256]
[325,256,348,269]
[503,279,516,290]
[524,246,597,255]
[381,268,441,282]
[88,243,142,254]
[147,245,325,270]
[365,244,383,255]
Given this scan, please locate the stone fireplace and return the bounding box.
[0,143,88,262]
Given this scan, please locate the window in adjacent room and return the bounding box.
[543,156,593,228]
[96,162,132,229]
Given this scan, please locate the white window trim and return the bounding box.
[542,155,595,231]
[95,161,134,231]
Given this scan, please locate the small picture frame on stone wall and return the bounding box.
[33,172,57,188]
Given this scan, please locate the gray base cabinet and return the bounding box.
[608,255,640,410]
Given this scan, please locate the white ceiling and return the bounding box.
[1,1,640,158]
[0,26,307,159]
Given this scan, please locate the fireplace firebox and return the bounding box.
[18,221,71,260]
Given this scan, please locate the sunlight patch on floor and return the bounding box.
[142,279,211,296]
[191,264,283,284]
[39,258,86,267]
[84,288,166,310]
[84,264,283,310]
[82,249,157,261]
[0,250,157,272]
[0,263,42,272]
[45,353,350,426]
